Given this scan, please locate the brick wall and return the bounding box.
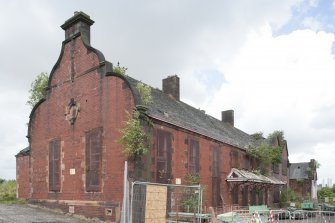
[16,155,30,199]
[27,35,134,222]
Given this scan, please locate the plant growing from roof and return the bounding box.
[267,130,285,145]
[27,72,49,108]
[246,130,284,175]
[136,82,152,106]
[251,132,264,140]
[113,62,127,76]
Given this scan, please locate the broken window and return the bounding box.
[156,130,172,183]
[49,139,61,192]
[188,139,199,174]
[212,147,221,207]
[86,127,102,192]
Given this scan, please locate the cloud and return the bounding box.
[1,0,331,181]
[206,24,335,181]
[303,17,323,31]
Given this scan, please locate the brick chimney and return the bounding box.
[61,11,94,43]
[162,75,180,100]
[221,110,234,126]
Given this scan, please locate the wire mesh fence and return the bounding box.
[130,181,204,223]
[214,209,335,223]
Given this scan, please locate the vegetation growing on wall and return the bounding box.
[136,82,152,106]
[247,130,284,175]
[27,72,48,108]
[118,81,153,159]
[118,110,151,158]
[113,62,127,76]
[267,130,285,145]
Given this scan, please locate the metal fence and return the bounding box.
[130,181,204,223]
[215,209,335,223]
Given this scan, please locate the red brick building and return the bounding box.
[289,159,318,201]
[16,12,289,222]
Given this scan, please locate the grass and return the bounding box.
[0,179,26,204]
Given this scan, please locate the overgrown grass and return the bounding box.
[0,179,26,204]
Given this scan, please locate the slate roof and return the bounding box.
[126,76,266,149]
[289,162,310,179]
[15,146,30,157]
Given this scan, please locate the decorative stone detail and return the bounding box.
[65,98,80,125]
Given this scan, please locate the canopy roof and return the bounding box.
[226,168,286,185]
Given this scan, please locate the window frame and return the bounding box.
[188,138,199,174]
[85,127,103,192]
[49,139,61,192]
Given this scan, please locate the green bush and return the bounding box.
[0,180,17,202]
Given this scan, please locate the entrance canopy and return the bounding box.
[226,168,286,185]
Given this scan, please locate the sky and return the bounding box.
[1,0,335,185]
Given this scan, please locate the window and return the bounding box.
[282,159,288,176]
[49,139,61,192]
[231,150,239,168]
[242,186,249,206]
[231,186,239,204]
[156,130,172,183]
[86,127,102,192]
[212,147,221,207]
[188,139,199,174]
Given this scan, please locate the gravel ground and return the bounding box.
[0,204,102,223]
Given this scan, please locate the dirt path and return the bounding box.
[0,204,100,223]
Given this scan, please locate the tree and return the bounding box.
[318,187,333,201]
[27,72,48,108]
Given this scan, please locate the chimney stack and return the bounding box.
[61,11,94,43]
[162,75,180,100]
[222,110,234,126]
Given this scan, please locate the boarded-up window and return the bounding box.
[212,147,221,207]
[49,139,61,192]
[231,187,239,204]
[242,186,249,206]
[231,150,239,168]
[156,130,172,183]
[273,187,280,203]
[86,127,102,192]
[282,159,288,176]
[188,139,199,174]
[251,189,257,205]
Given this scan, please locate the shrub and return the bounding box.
[0,180,17,202]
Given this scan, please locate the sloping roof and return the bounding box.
[226,168,286,185]
[289,162,310,179]
[15,146,30,157]
[126,76,266,149]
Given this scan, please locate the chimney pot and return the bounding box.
[162,75,180,100]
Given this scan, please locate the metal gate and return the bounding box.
[130,181,203,223]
